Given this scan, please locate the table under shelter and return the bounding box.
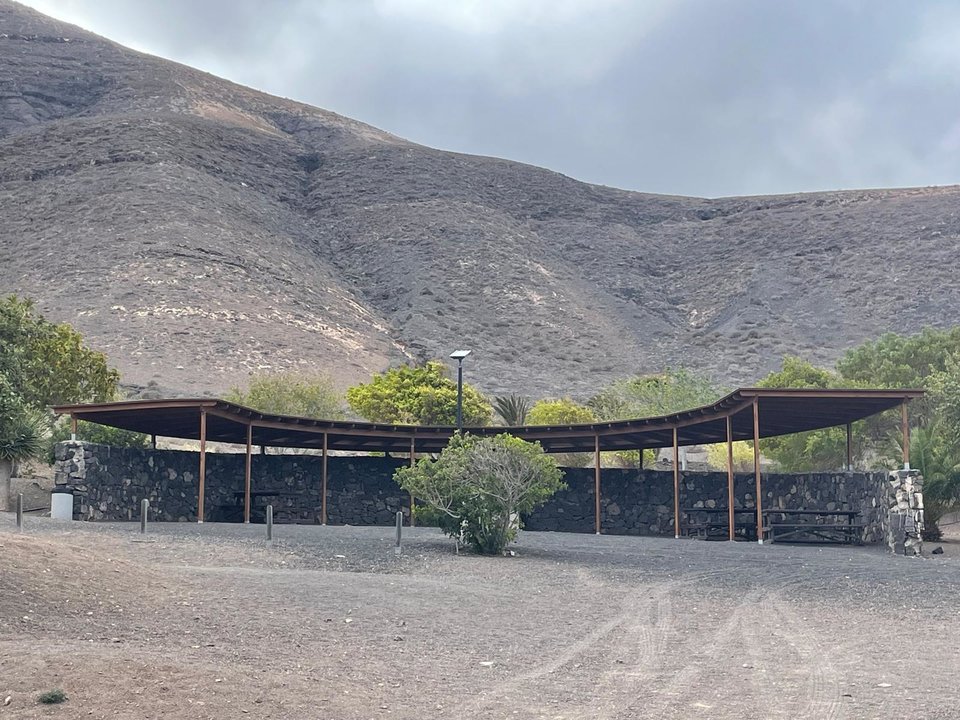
[55,387,922,543]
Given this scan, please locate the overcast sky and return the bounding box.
[20,0,960,198]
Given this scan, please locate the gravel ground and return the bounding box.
[2,515,959,719]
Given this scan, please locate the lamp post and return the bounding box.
[449,350,471,431]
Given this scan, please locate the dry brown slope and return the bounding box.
[1,0,958,399]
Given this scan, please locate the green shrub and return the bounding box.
[225,372,344,419]
[38,689,67,704]
[395,433,564,554]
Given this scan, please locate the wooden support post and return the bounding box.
[244,423,253,524]
[70,414,77,441]
[673,428,680,539]
[151,434,157,450]
[901,402,910,469]
[594,434,601,535]
[409,437,416,528]
[197,409,207,524]
[639,449,644,470]
[846,422,853,471]
[321,432,328,525]
[726,415,735,542]
[753,399,763,545]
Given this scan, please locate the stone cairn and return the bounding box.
[886,469,924,556]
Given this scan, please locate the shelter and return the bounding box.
[55,387,922,542]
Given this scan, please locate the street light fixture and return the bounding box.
[449,350,471,431]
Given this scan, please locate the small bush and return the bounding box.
[38,689,67,704]
[396,433,564,555]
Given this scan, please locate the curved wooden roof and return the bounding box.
[55,387,923,454]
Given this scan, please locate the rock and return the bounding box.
[932,546,944,555]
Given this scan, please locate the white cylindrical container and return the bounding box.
[51,488,74,520]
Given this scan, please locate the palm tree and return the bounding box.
[909,424,960,540]
[493,394,531,426]
[0,406,46,511]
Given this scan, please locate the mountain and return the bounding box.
[2,0,958,401]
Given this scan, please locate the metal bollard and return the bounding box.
[140,498,149,534]
[266,504,273,541]
[16,493,23,532]
[395,510,403,555]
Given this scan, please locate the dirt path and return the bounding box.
[2,517,959,719]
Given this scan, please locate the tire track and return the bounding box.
[455,567,731,719]
[739,576,844,720]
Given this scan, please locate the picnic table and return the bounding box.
[762,509,862,544]
[679,507,758,541]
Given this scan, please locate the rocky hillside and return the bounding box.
[1,0,958,400]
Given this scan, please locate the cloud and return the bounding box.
[16,0,960,197]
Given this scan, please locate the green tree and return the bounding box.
[527,398,595,467]
[589,368,721,469]
[527,398,595,425]
[347,361,491,426]
[589,368,723,420]
[705,441,755,472]
[226,372,345,419]
[837,327,960,425]
[395,433,564,554]
[493,394,531,426]
[930,356,960,444]
[0,295,119,408]
[833,328,960,473]
[756,356,851,471]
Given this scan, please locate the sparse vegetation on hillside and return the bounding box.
[3,3,960,398]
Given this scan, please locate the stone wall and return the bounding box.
[54,441,411,524]
[54,442,888,543]
[524,468,889,541]
[885,469,924,555]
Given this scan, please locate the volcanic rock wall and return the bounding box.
[55,442,892,543]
